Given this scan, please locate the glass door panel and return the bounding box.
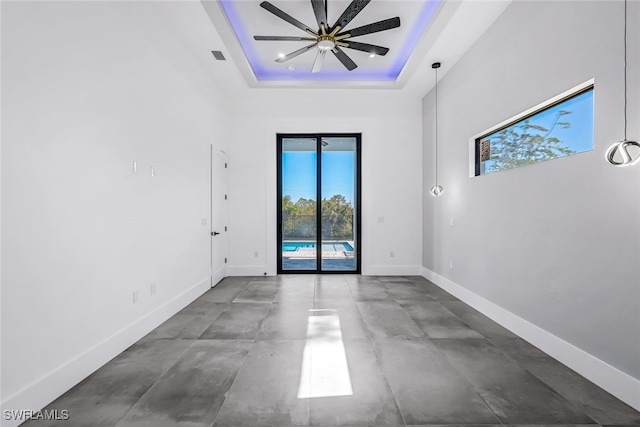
[281,138,317,271]
[321,137,358,271]
[278,134,360,274]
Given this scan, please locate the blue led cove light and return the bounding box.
[219,0,442,82]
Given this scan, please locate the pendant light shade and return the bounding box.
[607,0,639,166]
[430,185,443,196]
[430,61,443,196]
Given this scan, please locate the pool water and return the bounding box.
[283,241,355,252]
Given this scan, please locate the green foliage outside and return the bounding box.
[487,110,575,173]
[283,194,354,240]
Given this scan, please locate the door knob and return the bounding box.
[212,231,220,236]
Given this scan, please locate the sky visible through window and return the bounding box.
[283,152,355,203]
[481,88,594,174]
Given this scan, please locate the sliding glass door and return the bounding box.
[279,137,318,271]
[277,134,361,273]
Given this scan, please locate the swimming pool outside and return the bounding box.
[282,240,355,259]
[283,241,354,252]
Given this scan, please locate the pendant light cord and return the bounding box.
[431,61,442,189]
[605,0,639,166]
[434,66,438,184]
[624,0,628,140]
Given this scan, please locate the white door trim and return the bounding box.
[211,146,228,286]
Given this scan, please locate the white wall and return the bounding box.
[422,0,639,409]
[227,90,423,276]
[1,1,228,421]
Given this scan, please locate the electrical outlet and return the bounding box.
[150,283,156,295]
[254,251,259,258]
[450,217,454,227]
[133,291,139,304]
[378,216,385,223]
[449,260,454,270]
[390,250,395,258]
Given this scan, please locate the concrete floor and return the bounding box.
[28,275,640,426]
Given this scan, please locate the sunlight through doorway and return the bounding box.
[297,309,353,399]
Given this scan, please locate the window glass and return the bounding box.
[476,87,594,175]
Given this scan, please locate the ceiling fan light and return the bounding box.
[430,185,443,196]
[317,39,335,51]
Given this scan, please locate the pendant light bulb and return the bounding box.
[431,61,443,196]
[430,185,443,196]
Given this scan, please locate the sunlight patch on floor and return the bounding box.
[297,309,353,399]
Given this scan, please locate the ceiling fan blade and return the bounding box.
[254,36,317,41]
[332,47,357,71]
[310,0,328,30]
[337,17,400,38]
[330,0,371,33]
[312,50,326,73]
[275,43,318,62]
[342,41,389,56]
[260,1,317,35]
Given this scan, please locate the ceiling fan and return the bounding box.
[253,0,401,73]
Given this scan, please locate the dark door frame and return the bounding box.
[277,133,362,274]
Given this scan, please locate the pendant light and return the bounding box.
[430,61,443,196]
[606,0,639,166]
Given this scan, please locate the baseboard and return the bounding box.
[364,264,422,276]
[226,265,270,276]
[212,265,225,286]
[421,266,640,412]
[0,277,211,427]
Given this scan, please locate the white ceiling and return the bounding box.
[201,0,512,95]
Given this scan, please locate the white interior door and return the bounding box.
[211,147,228,286]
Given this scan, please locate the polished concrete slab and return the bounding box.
[307,338,404,426]
[356,301,425,339]
[212,340,310,426]
[432,338,596,424]
[255,302,314,341]
[195,277,251,303]
[142,303,228,340]
[313,300,370,341]
[27,275,640,427]
[116,340,251,427]
[441,300,519,340]
[314,277,353,301]
[382,280,437,302]
[23,340,194,427]
[347,279,394,302]
[400,301,484,339]
[372,336,499,424]
[274,278,316,303]
[234,281,279,303]
[199,302,270,340]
